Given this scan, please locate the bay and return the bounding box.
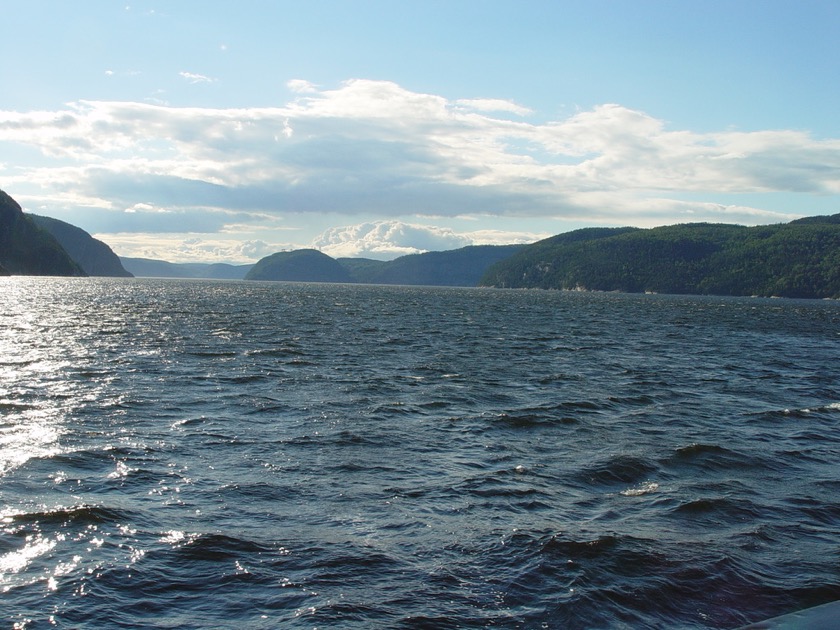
[1,277,839,628]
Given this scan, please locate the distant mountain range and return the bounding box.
[121,244,524,287]
[239,245,526,286]
[4,187,840,298]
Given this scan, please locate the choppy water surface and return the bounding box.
[1,277,839,628]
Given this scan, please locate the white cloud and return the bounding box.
[125,202,169,214]
[313,221,470,259]
[311,220,543,260]
[98,232,288,264]
[179,71,216,84]
[456,98,533,116]
[287,79,318,93]
[0,78,837,243]
[461,228,550,246]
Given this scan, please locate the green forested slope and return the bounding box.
[480,217,840,299]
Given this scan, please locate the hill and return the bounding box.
[480,217,840,299]
[245,249,354,282]
[0,189,85,276]
[243,244,526,286]
[121,257,253,279]
[30,214,132,277]
[339,245,525,286]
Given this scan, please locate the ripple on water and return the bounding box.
[3,280,840,628]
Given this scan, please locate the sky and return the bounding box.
[1,1,839,263]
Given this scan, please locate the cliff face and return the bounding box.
[30,214,132,277]
[0,190,85,276]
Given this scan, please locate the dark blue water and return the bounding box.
[2,278,839,628]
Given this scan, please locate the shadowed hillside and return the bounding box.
[121,257,253,279]
[30,214,132,277]
[0,190,84,276]
[339,245,524,286]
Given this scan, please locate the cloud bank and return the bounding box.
[1,78,838,260]
[311,220,542,260]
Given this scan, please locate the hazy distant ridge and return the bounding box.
[121,257,254,279]
[123,244,525,287]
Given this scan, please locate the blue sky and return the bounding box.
[1,1,839,262]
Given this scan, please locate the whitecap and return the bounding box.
[621,481,659,497]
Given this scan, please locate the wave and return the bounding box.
[749,401,840,422]
[665,443,765,472]
[672,496,764,522]
[171,533,275,561]
[577,454,660,486]
[4,504,132,527]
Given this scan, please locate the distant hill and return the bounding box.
[339,244,525,286]
[480,217,840,299]
[336,257,389,282]
[245,249,354,282]
[242,244,525,286]
[0,189,84,276]
[121,257,253,279]
[30,214,132,277]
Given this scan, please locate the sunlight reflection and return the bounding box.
[0,279,82,477]
[0,535,57,576]
[0,408,64,476]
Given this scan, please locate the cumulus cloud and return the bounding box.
[313,221,472,259]
[461,228,550,246]
[0,78,837,240]
[312,220,546,260]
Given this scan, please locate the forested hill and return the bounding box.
[245,245,524,286]
[0,190,84,276]
[30,214,132,277]
[479,216,840,299]
[245,249,354,282]
[339,245,524,286]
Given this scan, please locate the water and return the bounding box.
[2,278,839,629]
